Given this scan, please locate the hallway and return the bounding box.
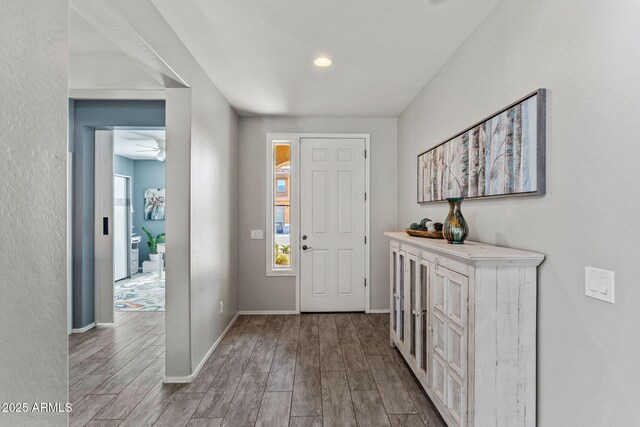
[68,313,445,426]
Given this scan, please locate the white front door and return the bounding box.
[300,138,366,312]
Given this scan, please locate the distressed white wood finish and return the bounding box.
[386,232,544,427]
[300,138,366,311]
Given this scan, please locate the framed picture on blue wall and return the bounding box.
[144,188,165,220]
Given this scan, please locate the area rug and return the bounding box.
[114,272,165,311]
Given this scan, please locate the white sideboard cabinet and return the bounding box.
[385,232,544,427]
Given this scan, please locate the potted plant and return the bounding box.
[142,227,165,262]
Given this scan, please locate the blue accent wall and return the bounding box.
[133,160,166,265]
[114,155,135,179]
[71,100,165,329]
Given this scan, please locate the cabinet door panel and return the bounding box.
[433,273,445,312]
[447,373,464,426]
[432,354,446,404]
[447,325,464,378]
[433,313,446,360]
[448,277,465,328]
[430,266,468,427]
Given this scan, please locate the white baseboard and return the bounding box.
[164,312,239,384]
[367,309,390,314]
[72,323,96,333]
[238,310,299,315]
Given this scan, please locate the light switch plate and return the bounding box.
[585,267,615,304]
[251,229,264,240]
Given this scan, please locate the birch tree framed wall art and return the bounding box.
[417,89,546,203]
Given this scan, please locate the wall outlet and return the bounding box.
[251,229,264,240]
[585,267,615,304]
[219,300,224,313]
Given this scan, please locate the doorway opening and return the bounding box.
[112,129,166,312]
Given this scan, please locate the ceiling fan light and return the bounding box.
[156,150,166,162]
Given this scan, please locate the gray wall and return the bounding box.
[238,117,397,312]
[133,160,166,265]
[103,0,240,378]
[0,0,68,425]
[71,100,165,329]
[397,0,640,424]
[189,84,239,371]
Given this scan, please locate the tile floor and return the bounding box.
[68,312,446,426]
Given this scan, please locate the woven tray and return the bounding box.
[405,229,444,239]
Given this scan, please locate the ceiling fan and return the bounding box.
[135,139,166,161]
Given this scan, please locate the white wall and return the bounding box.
[70,52,164,90]
[0,0,69,425]
[238,117,397,312]
[397,0,640,424]
[106,0,240,379]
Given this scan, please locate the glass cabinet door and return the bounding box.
[391,247,403,345]
[398,251,405,348]
[391,248,398,338]
[418,262,429,379]
[408,256,417,359]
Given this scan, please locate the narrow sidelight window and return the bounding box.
[272,143,291,270]
[266,135,297,276]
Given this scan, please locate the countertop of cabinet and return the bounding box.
[385,231,544,266]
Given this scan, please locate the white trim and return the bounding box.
[72,323,96,333]
[238,310,300,315]
[164,312,239,384]
[69,89,166,100]
[265,134,298,277]
[368,309,391,314]
[68,151,73,335]
[291,133,371,313]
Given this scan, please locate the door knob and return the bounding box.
[302,245,312,251]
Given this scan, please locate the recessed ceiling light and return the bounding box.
[313,56,333,67]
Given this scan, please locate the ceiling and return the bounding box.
[69,9,120,53]
[113,129,166,160]
[151,0,502,117]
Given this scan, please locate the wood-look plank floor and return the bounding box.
[69,311,446,426]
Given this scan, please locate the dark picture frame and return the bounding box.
[417,89,546,203]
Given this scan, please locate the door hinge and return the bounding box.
[364,236,367,244]
[364,278,367,287]
[364,149,367,158]
[364,192,367,201]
